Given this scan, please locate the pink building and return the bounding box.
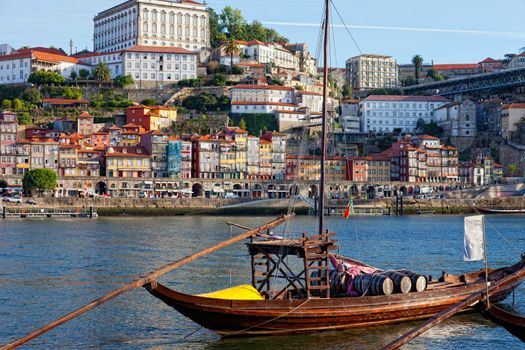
[0,111,18,175]
[77,112,94,136]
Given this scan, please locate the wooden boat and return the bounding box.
[143,0,525,339]
[476,208,525,214]
[481,305,525,342]
[145,255,525,336]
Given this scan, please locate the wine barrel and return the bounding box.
[353,274,394,296]
[382,271,412,294]
[311,270,347,294]
[399,270,428,292]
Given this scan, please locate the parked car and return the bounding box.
[26,199,37,205]
[3,196,22,203]
[224,193,239,199]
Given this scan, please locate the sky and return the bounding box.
[1,0,524,66]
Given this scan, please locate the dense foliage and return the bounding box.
[181,92,230,112]
[140,98,157,106]
[177,78,205,87]
[41,86,83,100]
[28,70,65,84]
[114,74,134,87]
[208,6,288,47]
[172,115,227,135]
[23,169,58,195]
[231,113,278,135]
[415,118,444,137]
[91,90,133,109]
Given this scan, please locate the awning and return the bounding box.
[213,188,225,193]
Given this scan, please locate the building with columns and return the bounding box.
[93,0,209,53]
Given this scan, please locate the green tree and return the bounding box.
[141,98,157,106]
[412,54,423,84]
[22,88,41,105]
[224,38,240,71]
[93,63,111,81]
[62,87,83,100]
[28,70,65,84]
[78,69,90,79]
[219,6,246,39]
[114,74,134,87]
[17,113,32,125]
[1,99,12,109]
[342,83,352,97]
[239,118,247,130]
[508,163,518,176]
[427,68,444,81]
[69,70,78,80]
[213,73,227,86]
[231,65,244,75]
[208,8,222,48]
[22,169,58,196]
[12,98,24,110]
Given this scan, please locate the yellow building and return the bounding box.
[106,146,151,178]
[366,155,391,182]
[259,139,273,180]
[58,144,78,176]
[218,140,237,179]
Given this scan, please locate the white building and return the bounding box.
[93,0,209,53]
[501,103,525,141]
[0,48,91,85]
[75,45,197,88]
[346,54,398,90]
[434,100,477,138]
[230,84,297,114]
[0,44,15,56]
[507,54,525,70]
[360,95,449,133]
[339,99,361,133]
[237,41,299,71]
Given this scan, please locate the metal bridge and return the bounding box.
[402,67,525,96]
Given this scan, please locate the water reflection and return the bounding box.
[1,215,524,349]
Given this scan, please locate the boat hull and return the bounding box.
[146,267,524,336]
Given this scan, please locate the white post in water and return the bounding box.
[482,216,490,308]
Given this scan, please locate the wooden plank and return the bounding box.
[1,215,292,350]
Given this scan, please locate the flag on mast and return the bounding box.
[464,215,485,261]
[344,199,354,219]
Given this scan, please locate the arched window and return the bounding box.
[161,23,166,34]
[193,27,197,37]
[169,24,175,35]
[177,25,182,36]
[185,26,190,37]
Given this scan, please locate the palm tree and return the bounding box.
[223,38,240,73]
[93,62,111,82]
[412,55,423,84]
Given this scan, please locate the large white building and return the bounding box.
[230,84,297,114]
[346,54,398,90]
[360,95,449,133]
[93,0,209,53]
[0,48,91,85]
[433,100,477,138]
[75,45,197,88]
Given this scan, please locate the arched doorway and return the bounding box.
[309,184,319,199]
[400,186,408,195]
[268,184,276,199]
[289,184,299,197]
[96,181,108,195]
[367,185,376,200]
[192,183,203,197]
[0,179,8,194]
[252,184,263,199]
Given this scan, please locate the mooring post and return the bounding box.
[89,205,94,219]
[400,196,404,216]
[2,205,6,219]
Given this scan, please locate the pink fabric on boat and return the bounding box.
[329,254,377,296]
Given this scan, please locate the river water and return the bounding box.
[1,215,525,349]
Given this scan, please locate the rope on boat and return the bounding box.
[229,298,312,336]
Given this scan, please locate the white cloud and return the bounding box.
[262,21,525,39]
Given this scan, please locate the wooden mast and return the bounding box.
[318,0,330,236]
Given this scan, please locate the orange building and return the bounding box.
[126,105,177,131]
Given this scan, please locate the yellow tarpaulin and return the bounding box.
[196,284,264,300]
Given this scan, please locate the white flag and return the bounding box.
[464,215,485,261]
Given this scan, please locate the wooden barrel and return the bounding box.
[311,270,347,294]
[382,271,412,294]
[399,270,428,292]
[353,274,394,296]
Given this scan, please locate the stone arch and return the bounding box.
[192,183,203,197]
[289,184,299,196]
[367,185,376,200]
[252,183,263,199]
[408,186,414,194]
[350,185,359,197]
[95,181,107,195]
[400,186,408,195]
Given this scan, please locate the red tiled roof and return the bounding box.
[275,109,322,115]
[237,63,266,68]
[503,103,525,109]
[231,84,295,91]
[0,49,80,63]
[43,98,88,105]
[479,57,500,64]
[433,64,479,70]
[363,95,450,102]
[417,135,439,140]
[299,91,322,96]
[78,112,92,118]
[123,45,195,54]
[72,51,109,58]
